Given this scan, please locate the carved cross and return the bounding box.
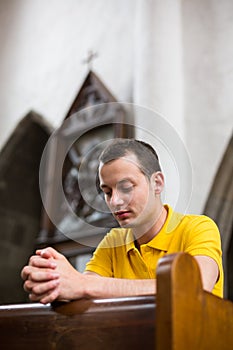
[82,50,98,70]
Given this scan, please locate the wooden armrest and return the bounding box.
[156,252,233,350]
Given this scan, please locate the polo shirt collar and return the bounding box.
[125,230,136,253]
[125,205,184,253]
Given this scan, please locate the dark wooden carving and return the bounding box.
[37,71,134,258]
[65,70,117,117]
[203,133,233,300]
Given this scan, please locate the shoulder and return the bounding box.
[177,213,222,251]
[165,203,219,231]
[165,205,221,242]
[181,213,220,233]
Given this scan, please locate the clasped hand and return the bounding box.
[21,247,86,304]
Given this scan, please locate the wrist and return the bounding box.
[81,274,103,299]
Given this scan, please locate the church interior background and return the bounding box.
[0,0,232,303]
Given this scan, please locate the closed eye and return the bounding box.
[119,186,133,193]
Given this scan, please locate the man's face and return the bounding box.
[99,154,160,229]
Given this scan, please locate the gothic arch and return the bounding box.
[204,133,233,300]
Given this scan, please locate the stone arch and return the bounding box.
[203,133,233,300]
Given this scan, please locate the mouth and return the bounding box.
[114,210,131,220]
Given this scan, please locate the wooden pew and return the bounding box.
[0,296,156,349]
[156,253,233,350]
[0,253,233,349]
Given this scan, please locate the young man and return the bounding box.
[21,139,223,304]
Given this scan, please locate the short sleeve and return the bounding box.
[183,215,224,298]
[183,215,222,267]
[85,234,114,277]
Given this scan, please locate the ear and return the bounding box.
[151,172,164,195]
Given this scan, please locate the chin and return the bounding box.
[117,219,131,228]
[119,219,137,228]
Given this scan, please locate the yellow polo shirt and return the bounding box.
[85,205,223,298]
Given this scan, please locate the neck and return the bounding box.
[134,206,167,246]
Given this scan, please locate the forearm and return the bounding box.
[21,247,157,303]
[82,274,157,299]
[25,272,156,303]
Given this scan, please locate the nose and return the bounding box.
[109,189,124,208]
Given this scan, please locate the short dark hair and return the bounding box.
[99,138,161,178]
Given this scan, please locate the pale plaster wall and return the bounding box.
[133,0,233,214]
[182,0,233,213]
[0,0,135,144]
